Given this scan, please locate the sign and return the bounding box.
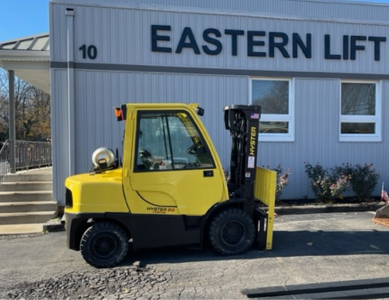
[151,25,387,61]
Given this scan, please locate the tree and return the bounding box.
[0,70,10,142]
[0,68,51,142]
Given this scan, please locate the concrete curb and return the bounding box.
[275,203,385,215]
[42,218,65,232]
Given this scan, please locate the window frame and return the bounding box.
[339,80,382,142]
[250,77,295,142]
[133,110,216,172]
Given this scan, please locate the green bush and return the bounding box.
[272,165,290,200]
[334,163,380,200]
[304,162,350,202]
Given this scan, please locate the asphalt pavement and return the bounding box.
[0,211,388,299]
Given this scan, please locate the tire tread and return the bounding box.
[209,208,255,255]
[80,222,129,268]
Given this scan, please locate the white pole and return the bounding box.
[8,70,16,173]
[66,7,76,175]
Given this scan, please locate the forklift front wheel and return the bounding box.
[80,222,129,268]
[209,208,255,255]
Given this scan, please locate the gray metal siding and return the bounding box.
[50,0,389,203]
[51,69,70,204]
[54,71,389,202]
[50,4,389,76]
[258,78,389,199]
[49,3,68,63]
[53,70,247,205]
[72,71,247,173]
[52,0,389,24]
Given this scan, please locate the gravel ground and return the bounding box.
[1,212,388,300]
[0,232,179,300]
[1,263,172,300]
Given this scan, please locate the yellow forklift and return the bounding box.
[65,103,273,268]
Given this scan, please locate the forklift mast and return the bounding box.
[224,105,261,200]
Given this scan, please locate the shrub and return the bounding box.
[224,166,290,200]
[262,165,290,200]
[304,162,350,202]
[334,163,380,200]
[272,165,290,200]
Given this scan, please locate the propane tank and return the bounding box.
[91,147,116,171]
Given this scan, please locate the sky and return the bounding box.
[0,0,50,42]
[1,0,389,42]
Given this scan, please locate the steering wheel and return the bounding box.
[139,149,153,169]
[186,142,203,155]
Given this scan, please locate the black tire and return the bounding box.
[80,222,129,268]
[209,208,255,255]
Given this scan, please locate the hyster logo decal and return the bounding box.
[249,126,257,156]
[147,207,176,214]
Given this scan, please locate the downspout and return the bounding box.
[66,8,76,175]
[8,70,15,173]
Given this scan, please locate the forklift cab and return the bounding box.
[122,104,228,216]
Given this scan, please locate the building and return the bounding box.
[28,0,389,204]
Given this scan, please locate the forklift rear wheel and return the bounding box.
[80,222,129,268]
[209,208,255,255]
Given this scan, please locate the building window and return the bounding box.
[340,81,381,142]
[251,78,294,142]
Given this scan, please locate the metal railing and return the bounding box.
[0,140,52,185]
[0,141,10,185]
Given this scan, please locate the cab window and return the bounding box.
[134,111,214,171]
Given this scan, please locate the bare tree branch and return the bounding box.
[0,68,51,141]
